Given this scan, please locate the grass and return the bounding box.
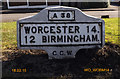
[1,18,120,50]
[103,18,119,45]
[2,22,17,49]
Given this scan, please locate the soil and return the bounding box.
[1,42,120,79]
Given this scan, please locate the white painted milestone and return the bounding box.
[17,6,105,59]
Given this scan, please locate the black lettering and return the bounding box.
[87,26,89,33]
[60,51,64,55]
[86,35,91,42]
[42,36,47,43]
[67,35,73,42]
[66,13,70,18]
[50,26,55,34]
[64,35,66,42]
[67,51,72,55]
[62,26,67,33]
[51,36,56,43]
[91,26,97,33]
[53,13,58,18]
[57,35,63,42]
[69,26,74,33]
[75,26,80,33]
[80,35,85,42]
[30,36,35,43]
[52,51,57,55]
[61,13,65,18]
[92,34,98,41]
[31,26,37,34]
[56,26,61,33]
[38,26,43,34]
[25,36,27,43]
[48,35,50,43]
[44,26,49,33]
[24,27,30,34]
[74,35,79,42]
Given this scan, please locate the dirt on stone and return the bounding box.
[1,42,120,79]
